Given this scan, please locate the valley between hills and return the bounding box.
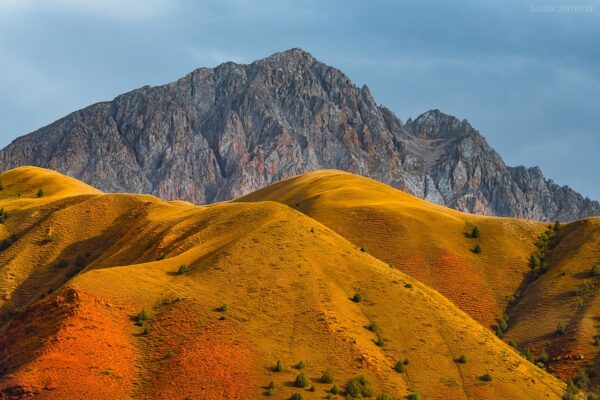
[0,166,599,399]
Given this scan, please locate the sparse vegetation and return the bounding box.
[177,264,188,275]
[321,370,334,383]
[330,385,340,395]
[293,373,309,388]
[406,393,421,400]
[135,308,148,326]
[216,304,228,312]
[37,188,44,197]
[0,208,8,223]
[404,283,412,289]
[471,226,480,238]
[472,244,481,254]
[309,385,316,392]
[360,247,366,252]
[344,376,373,398]
[575,281,594,296]
[0,234,16,251]
[456,354,467,364]
[394,360,405,372]
[556,322,566,336]
[293,360,305,370]
[289,393,303,400]
[56,259,69,268]
[591,264,600,277]
[365,321,379,332]
[480,373,493,382]
[265,380,276,396]
[75,254,87,268]
[352,292,363,303]
[374,336,385,347]
[141,326,150,335]
[273,360,283,372]
[376,394,390,400]
[157,251,166,260]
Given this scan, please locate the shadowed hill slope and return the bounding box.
[0,167,567,399]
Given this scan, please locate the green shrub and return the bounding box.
[273,360,283,372]
[556,322,566,336]
[321,370,334,383]
[538,351,549,364]
[141,326,150,335]
[499,317,508,332]
[394,360,405,373]
[374,336,385,347]
[345,376,373,397]
[496,326,503,338]
[157,251,166,260]
[294,373,309,388]
[406,393,421,400]
[135,308,148,325]
[480,373,492,382]
[360,247,366,252]
[265,387,275,396]
[471,226,480,238]
[530,254,541,269]
[309,385,316,392]
[377,394,390,400]
[289,393,303,400]
[404,283,412,289]
[575,281,594,296]
[216,304,228,312]
[330,385,340,395]
[75,254,87,268]
[352,292,363,303]
[472,244,481,254]
[591,264,600,277]
[366,321,379,332]
[294,360,306,370]
[37,188,44,197]
[177,264,188,275]
[457,354,467,364]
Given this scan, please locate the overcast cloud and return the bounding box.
[0,0,598,198]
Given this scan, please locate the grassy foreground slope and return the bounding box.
[0,167,566,399]
[239,170,546,329]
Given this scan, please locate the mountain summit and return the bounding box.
[0,49,597,221]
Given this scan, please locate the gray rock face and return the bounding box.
[0,48,597,221]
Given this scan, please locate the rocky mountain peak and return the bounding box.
[0,49,597,221]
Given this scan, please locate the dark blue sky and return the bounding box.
[0,0,598,198]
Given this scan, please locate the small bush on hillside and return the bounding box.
[496,326,503,338]
[56,259,69,268]
[45,233,54,243]
[309,385,316,392]
[394,360,405,373]
[289,393,303,400]
[374,336,385,347]
[216,304,228,312]
[294,373,309,388]
[591,264,600,277]
[365,321,379,332]
[556,322,566,336]
[575,281,594,296]
[457,354,467,364]
[135,308,148,325]
[376,394,390,400]
[360,247,366,252]
[75,254,87,268]
[273,360,283,372]
[293,361,306,370]
[345,376,373,398]
[321,370,334,383]
[352,292,363,303]
[157,251,166,260]
[480,373,493,382]
[37,189,44,198]
[404,283,412,289]
[499,317,508,332]
[141,326,150,335]
[472,244,481,254]
[471,226,480,238]
[0,208,8,224]
[177,264,188,275]
[406,392,421,400]
[530,253,541,269]
[538,351,549,364]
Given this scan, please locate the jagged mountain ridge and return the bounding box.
[0,48,597,221]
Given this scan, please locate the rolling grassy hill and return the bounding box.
[0,167,594,399]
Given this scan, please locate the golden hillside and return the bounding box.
[0,167,582,399]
